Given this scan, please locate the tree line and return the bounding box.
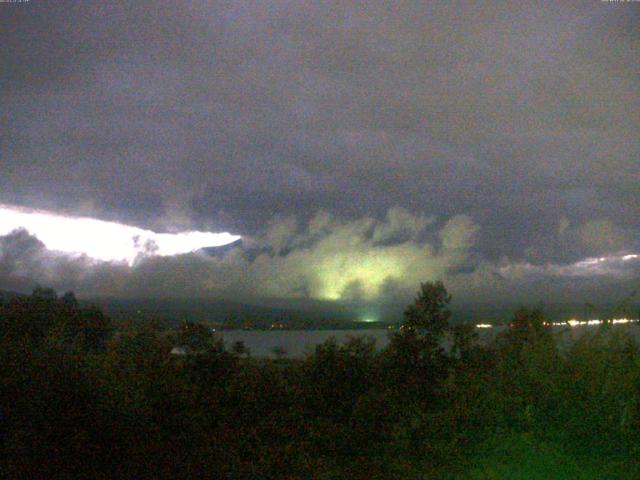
[0,282,639,478]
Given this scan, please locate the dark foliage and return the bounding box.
[1,284,639,478]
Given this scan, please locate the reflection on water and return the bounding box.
[217,323,640,358]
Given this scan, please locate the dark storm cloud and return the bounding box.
[1,212,637,312]
[0,209,475,301]
[1,1,638,303]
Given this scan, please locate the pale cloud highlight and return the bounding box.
[0,204,241,265]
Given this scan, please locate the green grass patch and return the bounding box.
[445,432,638,480]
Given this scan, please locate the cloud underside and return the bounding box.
[1,208,637,307]
[1,2,638,267]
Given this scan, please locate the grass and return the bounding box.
[442,432,639,479]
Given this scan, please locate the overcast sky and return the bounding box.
[1,1,638,310]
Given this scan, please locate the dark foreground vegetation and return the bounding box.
[1,283,639,479]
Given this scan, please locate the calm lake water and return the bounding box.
[217,324,640,358]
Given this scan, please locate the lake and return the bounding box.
[215,323,640,358]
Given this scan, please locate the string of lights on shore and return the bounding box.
[475,318,638,329]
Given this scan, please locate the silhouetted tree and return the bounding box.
[32,285,57,302]
[402,280,452,345]
[60,291,78,308]
[2,282,639,478]
[77,305,112,352]
[381,281,453,406]
[175,321,214,353]
[505,306,551,350]
[1,287,60,342]
[451,322,478,362]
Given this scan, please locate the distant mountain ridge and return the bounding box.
[3,288,638,330]
[87,296,374,329]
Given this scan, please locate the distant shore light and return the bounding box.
[360,317,378,323]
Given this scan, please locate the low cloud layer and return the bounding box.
[1,1,638,269]
[0,204,241,264]
[1,208,637,311]
[0,208,473,300]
